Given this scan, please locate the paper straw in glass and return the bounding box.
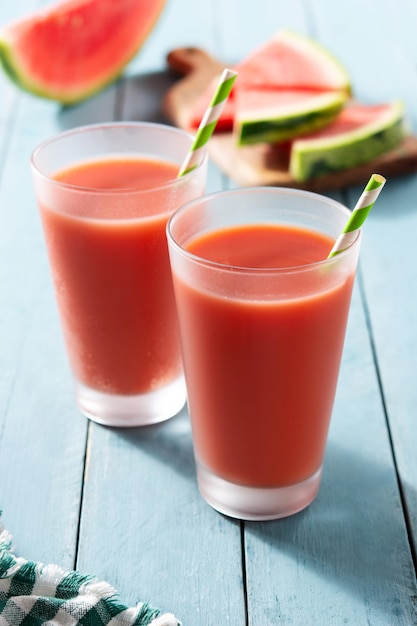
[178,68,238,177]
[328,173,386,257]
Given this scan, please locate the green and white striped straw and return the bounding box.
[178,68,238,177]
[328,173,386,257]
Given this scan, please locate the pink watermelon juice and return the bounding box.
[171,223,355,488]
[32,121,207,427]
[39,157,186,396]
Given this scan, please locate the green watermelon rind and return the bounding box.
[236,91,347,146]
[0,0,166,104]
[289,101,406,181]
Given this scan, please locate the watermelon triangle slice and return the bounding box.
[235,30,351,93]
[185,30,351,132]
[0,0,166,103]
[289,101,406,181]
[235,88,348,145]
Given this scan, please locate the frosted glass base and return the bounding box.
[196,460,322,521]
[74,375,187,427]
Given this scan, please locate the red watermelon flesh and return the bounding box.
[236,87,344,111]
[185,30,350,132]
[0,0,166,102]
[235,31,350,92]
[291,102,394,140]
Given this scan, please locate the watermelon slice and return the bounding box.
[235,30,351,93]
[235,89,347,145]
[289,101,406,181]
[185,30,351,132]
[0,0,166,103]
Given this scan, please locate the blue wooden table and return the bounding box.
[1,1,417,624]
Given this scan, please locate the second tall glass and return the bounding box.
[167,187,361,520]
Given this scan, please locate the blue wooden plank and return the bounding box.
[0,82,17,172]
[77,414,246,624]
[313,0,417,582]
[0,89,116,566]
[0,2,38,25]
[356,176,417,559]
[0,9,87,568]
[210,0,310,64]
[310,0,417,563]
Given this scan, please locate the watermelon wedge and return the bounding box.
[235,30,351,93]
[185,31,351,133]
[0,0,166,103]
[289,101,406,181]
[235,89,347,145]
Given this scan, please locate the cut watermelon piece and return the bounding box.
[235,89,348,145]
[0,0,166,103]
[289,101,406,181]
[236,30,351,94]
[184,30,351,133]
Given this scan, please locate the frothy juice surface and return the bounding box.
[173,224,355,488]
[40,157,182,395]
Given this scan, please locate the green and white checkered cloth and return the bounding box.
[0,515,180,626]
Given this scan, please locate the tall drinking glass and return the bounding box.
[167,186,361,520]
[31,122,207,427]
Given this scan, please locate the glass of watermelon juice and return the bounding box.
[167,186,361,520]
[31,122,207,427]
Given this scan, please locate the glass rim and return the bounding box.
[166,185,361,275]
[30,121,208,196]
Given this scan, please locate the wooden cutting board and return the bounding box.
[163,47,417,191]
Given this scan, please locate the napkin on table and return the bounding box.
[0,514,180,626]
